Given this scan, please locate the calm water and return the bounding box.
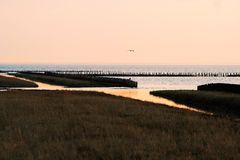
[1,64,240,89]
[1,64,240,73]
[124,76,240,90]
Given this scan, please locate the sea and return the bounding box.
[1,64,240,90]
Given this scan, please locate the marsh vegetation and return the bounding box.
[198,83,240,94]
[12,72,137,88]
[0,90,239,159]
[0,75,38,88]
[151,90,240,118]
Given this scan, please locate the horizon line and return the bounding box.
[0,63,240,66]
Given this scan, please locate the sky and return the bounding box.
[0,0,240,65]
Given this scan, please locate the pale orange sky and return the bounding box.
[0,0,240,65]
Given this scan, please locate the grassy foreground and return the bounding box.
[150,90,240,118]
[0,75,38,88]
[0,90,239,159]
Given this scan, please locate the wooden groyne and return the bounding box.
[2,70,240,77]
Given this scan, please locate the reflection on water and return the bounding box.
[33,82,63,90]
[0,73,211,115]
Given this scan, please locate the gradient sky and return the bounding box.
[1,0,240,65]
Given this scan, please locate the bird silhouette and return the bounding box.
[128,49,135,53]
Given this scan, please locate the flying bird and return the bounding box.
[128,49,135,53]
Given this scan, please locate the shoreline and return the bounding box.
[0,73,209,114]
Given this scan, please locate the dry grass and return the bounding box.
[0,75,38,88]
[0,90,239,160]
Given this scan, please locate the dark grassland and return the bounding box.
[0,75,38,88]
[150,90,240,118]
[44,72,137,88]
[198,83,240,94]
[0,90,239,160]
[13,72,137,88]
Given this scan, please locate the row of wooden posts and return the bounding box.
[54,71,240,77]
[1,70,240,77]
